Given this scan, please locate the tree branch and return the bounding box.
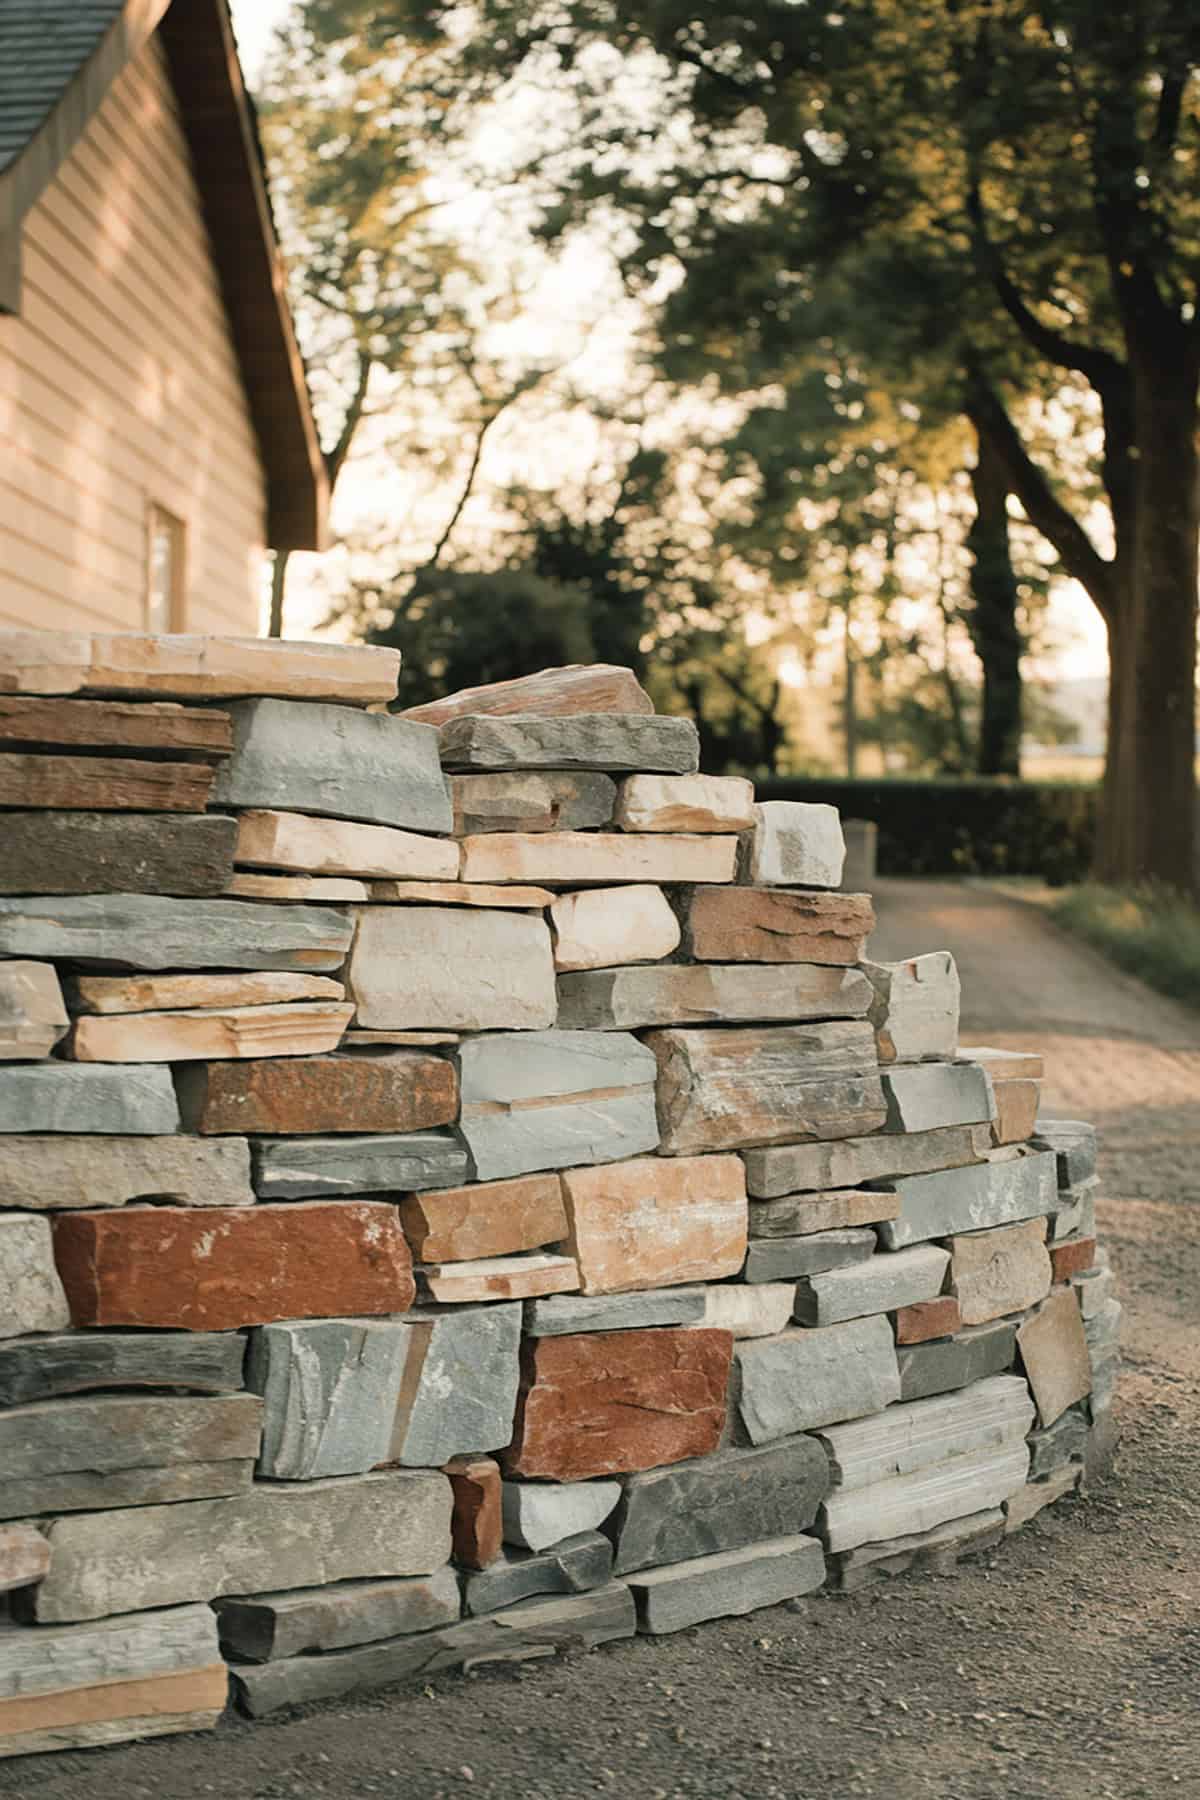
[963,355,1118,622]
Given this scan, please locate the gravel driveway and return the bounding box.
[7,879,1199,1800]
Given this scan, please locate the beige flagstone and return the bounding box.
[0,630,400,703]
[68,973,345,1015]
[366,881,553,909]
[400,664,653,724]
[0,963,68,1059]
[419,1254,580,1304]
[460,832,738,887]
[226,875,370,902]
[68,1004,354,1065]
[614,774,755,834]
[550,885,681,972]
[235,811,459,881]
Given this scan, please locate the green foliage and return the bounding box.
[756,777,1097,884]
[1051,885,1200,1011]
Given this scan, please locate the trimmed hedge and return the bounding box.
[756,778,1098,884]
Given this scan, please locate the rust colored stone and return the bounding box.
[176,1052,458,1137]
[1051,1236,1097,1283]
[444,1456,503,1569]
[52,1204,414,1331]
[401,1174,567,1264]
[894,1296,962,1345]
[681,887,875,965]
[505,1327,732,1480]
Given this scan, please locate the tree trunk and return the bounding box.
[965,428,1023,776]
[843,603,859,778]
[268,551,291,640]
[1124,345,1200,892]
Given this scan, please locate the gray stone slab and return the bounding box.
[881,1062,995,1133]
[0,1134,253,1210]
[816,1376,1034,1491]
[1032,1118,1099,1189]
[897,1320,1018,1402]
[0,1459,255,1519]
[1028,1404,1090,1479]
[556,964,874,1031]
[794,1244,950,1327]
[524,1288,706,1337]
[0,893,353,971]
[502,1479,623,1552]
[0,811,237,897]
[1091,1353,1119,1411]
[458,1030,659,1180]
[251,1132,468,1200]
[0,1393,261,1483]
[820,1440,1030,1553]
[248,1320,408,1480]
[392,1304,522,1466]
[0,1214,70,1338]
[0,1601,219,1700]
[438,714,700,774]
[451,770,617,833]
[464,1532,614,1615]
[216,1568,462,1662]
[461,1092,660,1181]
[629,1534,826,1635]
[348,906,556,1032]
[862,952,961,1064]
[875,1150,1058,1249]
[210,698,452,833]
[742,1124,990,1198]
[743,802,845,888]
[0,1062,179,1135]
[0,1331,246,1407]
[734,1317,900,1444]
[1073,1260,1116,1318]
[1050,1180,1098,1241]
[27,1470,452,1624]
[608,1438,830,1577]
[831,1507,1006,1591]
[1085,1296,1122,1362]
[743,1228,876,1284]
[232,1585,637,1716]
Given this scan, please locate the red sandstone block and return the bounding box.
[504,1327,732,1481]
[894,1296,962,1345]
[52,1203,414,1331]
[1051,1236,1097,1283]
[444,1456,502,1569]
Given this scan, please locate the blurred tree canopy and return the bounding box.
[292,0,1200,889]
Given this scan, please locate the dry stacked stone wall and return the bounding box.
[0,631,1120,1755]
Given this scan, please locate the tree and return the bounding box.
[336,0,1200,888]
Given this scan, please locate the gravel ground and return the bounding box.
[5,879,1199,1800]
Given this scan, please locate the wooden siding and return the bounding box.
[0,31,266,634]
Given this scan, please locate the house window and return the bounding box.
[146,506,187,633]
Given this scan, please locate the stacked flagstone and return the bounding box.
[0,633,1118,1755]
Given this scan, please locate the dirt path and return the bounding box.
[7,881,1200,1800]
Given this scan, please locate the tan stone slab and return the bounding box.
[748,1187,899,1238]
[366,881,553,909]
[68,972,345,1015]
[1017,1289,1093,1427]
[0,630,400,703]
[0,962,68,1059]
[178,1051,456,1137]
[695,1284,795,1340]
[0,1135,254,1210]
[561,1154,747,1296]
[949,1218,1052,1326]
[647,1022,885,1155]
[0,1664,228,1757]
[0,696,233,757]
[461,832,738,886]
[235,809,459,880]
[400,664,653,724]
[401,1175,568,1264]
[0,1523,50,1593]
[68,1003,355,1064]
[680,887,875,965]
[226,874,370,902]
[550,885,681,972]
[959,1046,1045,1081]
[862,952,960,1064]
[0,753,215,812]
[991,1078,1041,1146]
[419,1253,580,1304]
[347,907,556,1031]
[615,774,755,834]
[342,1029,461,1047]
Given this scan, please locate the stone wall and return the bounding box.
[0,632,1119,1755]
